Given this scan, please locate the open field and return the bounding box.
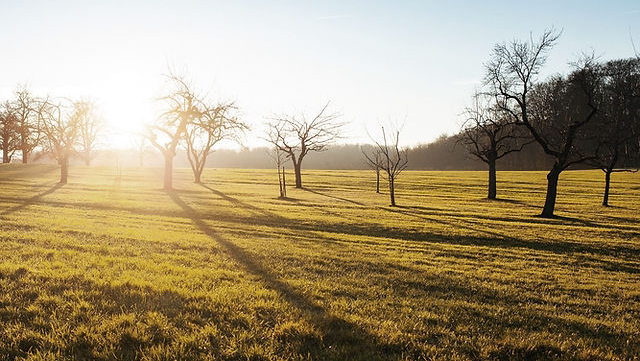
[0,164,639,360]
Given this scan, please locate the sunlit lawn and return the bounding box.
[1,164,639,360]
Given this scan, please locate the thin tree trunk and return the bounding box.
[602,169,612,206]
[22,145,28,163]
[2,138,9,163]
[278,166,283,197]
[488,158,497,200]
[282,167,287,197]
[163,156,173,190]
[60,156,69,184]
[294,162,302,188]
[194,170,202,184]
[376,168,380,193]
[389,177,396,206]
[541,165,562,218]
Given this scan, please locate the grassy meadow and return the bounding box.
[0,164,639,360]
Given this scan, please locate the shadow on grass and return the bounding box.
[199,183,283,219]
[303,187,365,206]
[11,187,639,265]
[0,182,63,216]
[167,190,407,360]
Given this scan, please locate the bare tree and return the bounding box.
[38,98,81,184]
[361,145,382,193]
[76,99,104,166]
[459,92,532,199]
[147,72,200,190]
[591,58,640,206]
[266,102,342,188]
[0,101,19,163]
[524,59,601,217]
[13,87,42,163]
[486,29,602,217]
[267,145,288,198]
[131,134,152,168]
[363,125,408,206]
[185,101,247,183]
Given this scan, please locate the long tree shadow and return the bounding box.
[10,192,639,264]
[167,191,407,359]
[0,182,63,216]
[303,187,365,206]
[199,183,283,219]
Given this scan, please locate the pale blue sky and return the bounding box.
[1,0,638,148]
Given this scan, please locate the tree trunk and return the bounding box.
[488,157,497,200]
[60,156,69,184]
[389,177,396,206]
[163,156,173,190]
[277,166,283,198]
[541,165,562,218]
[294,162,302,188]
[22,146,28,163]
[2,138,9,163]
[282,167,287,197]
[194,171,201,184]
[376,168,380,193]
[602,169,612,207]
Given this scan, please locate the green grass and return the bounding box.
[0,164,639,360]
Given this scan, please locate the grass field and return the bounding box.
[0,164,639,360]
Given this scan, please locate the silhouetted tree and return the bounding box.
[364,125,408,206]
[147,72,199,190]
[486,29,603,217]
[267,145,288,198]
[76,99,104,166]
[266,102,342,188]
[185,101,247,183]
[13,87,42,163]
[459,92,532,199]
[0,101,19,163]
[38,98,81,184]
[526,60,601,216]
[361,145,382,193]
[590,58,640,206]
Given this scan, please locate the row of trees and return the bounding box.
[3,32,637,216]
[460,29,640,216]
[0,88,103,183]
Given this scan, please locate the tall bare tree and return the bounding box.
[76,99,104,166]
[459,92,531,199]
[185,101,247,183]
[525,60,601,216]
[147,72,200,190]
[0,101,19,163]
[13,87,42,163]
[363,125,408,206]
[38,98,81,184]
[486,29,603,217]
[266,102,342,188]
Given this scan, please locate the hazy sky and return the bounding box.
[1,0,639,148]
